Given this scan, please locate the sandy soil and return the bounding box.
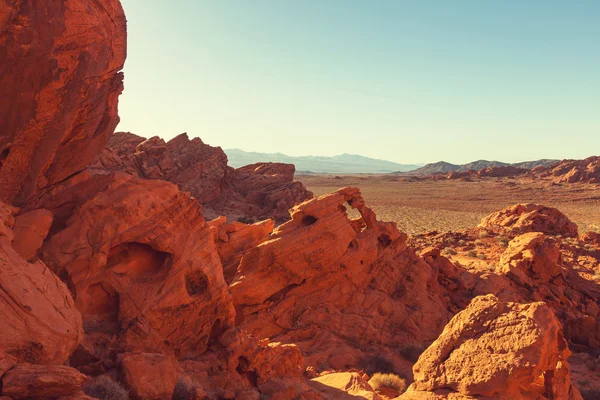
[298,174,600,236]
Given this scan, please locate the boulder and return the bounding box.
[479,203,578,237]
[1,364,87,399]
[403,294,582,400]
[119,353,179,400]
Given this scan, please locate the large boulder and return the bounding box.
[0,201,83,365]
[479,203,578,237]
[41,173,235,359]
[1,364,87,399]
[402,295,582,400]
[0,0,127,205]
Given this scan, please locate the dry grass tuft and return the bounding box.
[84,376,129,400]
[368,373,407,394]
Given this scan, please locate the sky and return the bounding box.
[118,0,599,164]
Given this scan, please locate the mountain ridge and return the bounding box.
[225,148,422,173]
[404,158,559,175]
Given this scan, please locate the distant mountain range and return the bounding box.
[404,159,559,175]
[224,149,422,173]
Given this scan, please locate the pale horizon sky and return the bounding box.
[117,0,599,165]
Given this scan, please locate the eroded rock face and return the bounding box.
[0,0,127,205]
[41,173,235,359]
[403,295,582,400]
[1,364,87,399]
[479,203,578,237]
[0,201,83,365]
[91,132,313,222]
[230,187,451,375]
[209,217,275,283]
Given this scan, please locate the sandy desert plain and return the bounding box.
[299,174,600,235]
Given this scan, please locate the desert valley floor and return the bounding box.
[300,174,600,235]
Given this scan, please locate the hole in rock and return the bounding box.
[236,356,250,373]
[377,234,392,249]
[0,147,9,166]
[208,319,224,345]
[301,215,318,226]
[185,271,209,297]
[106,242,170,278]
[265,280,304,303]
[84,282,119,333]
[236,356,258,386]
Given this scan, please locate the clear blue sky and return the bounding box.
[118,0,599,164]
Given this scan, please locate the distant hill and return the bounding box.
[405,159,559,175]
[224,149,422,174]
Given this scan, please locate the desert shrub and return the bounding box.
[237,215,255,224]
[359,355,395,375]
[442,247,457,256]
[368,373,407,393]
[477,253,487,260]
[84,375,129,400]
[497,236,510,246]
[458,239,466,246]
[466,250,478,258]
[173,376,195,400]
[478,230,490,238]
[398,344,425,363]
[474,239,485,247]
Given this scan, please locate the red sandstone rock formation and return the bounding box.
[536,156,600,184]
[401,295,583,400]
[0,0,127,206]
[1,0,595,398]
[479,203,578,237]
[230,187,452,376]
[92,132,313,222]
[0,202,83,365]
[41,173,235,359]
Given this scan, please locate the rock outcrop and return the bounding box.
[402,295,583,400]
[41,173,235,359]
[0,0,127,206]
[230,187,451,375]
[500,232,563,288]
[91,132,313,222]
[537,156,600,184]
[479,203,578,237]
